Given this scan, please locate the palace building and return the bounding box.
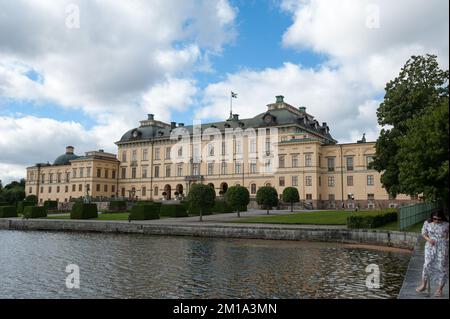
[26,96,417,209]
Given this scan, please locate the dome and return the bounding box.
[53,146,80,165]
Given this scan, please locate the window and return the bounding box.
[142,167,147,178]
[154,187,159,196]
[367,194,375,201]
[72,184,76,192]
[292,176,298,187]
[154,166,160,178]
[132,167,137,179]
[57,173,62,183]
[142,149,148,161]
[72,169,76,178]
[250,139,257,153]
[96,184,100,192]
[104,185,108,192]
[235,140,242,154]
[221,141,226,155]
[49,173,54,184]
[48,186,52,193]
[367,175,374,186]
[86,167,91,178]
[279,156,285,168]
[250,161,257,174]
[305,176,312,186]
[328,194,335,201]
[40,186,44,193]
[305,154,312,167]
[65,186,69,193]
[155,148,160,160]
[79,168,84,178]
[193,163,200,176]
[279,177,285,187]
[306,194,313,200]
[112,170,116,179]
[177,164,183,177]
[57,186,60,193]
[165,165,171,177]
[132,150,137,162]
[235,162,242,174]
[328,176,335,187]
[318,155,321,168]
[207,163,214,175]
[105,169,109,179]
[347,176,354,186]
[221,162,227,175]
[265,138,271,153]
[292,155,299,168]
[121,167,127,179]
[121,188,125,197]
[79,184,82,192]
[66,172,70,182]
[346,157,354,171]
[112,185,115,193]
[165,147,171,160]
[327,157,335,172]
[366,155,374,168]
[208,144,214,157]
[264,160,272,173]
[122,150,127,162]
[142,187,146,197]
[251,183,257,194]
[177,147,183,158]
[318,176,321,187]
[97,168,101,178]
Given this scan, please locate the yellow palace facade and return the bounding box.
[26,96,416,209]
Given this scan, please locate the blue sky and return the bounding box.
[0,0,448,183]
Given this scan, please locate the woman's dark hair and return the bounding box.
[427,208,448,223]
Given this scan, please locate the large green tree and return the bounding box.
[224,186,250,218]
[372,54,449,200]
[282,187,300,212]
[187,183,215,222]
[256,186,279,215]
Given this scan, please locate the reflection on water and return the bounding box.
[0,230,410,299]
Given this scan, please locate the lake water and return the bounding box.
[0,230,410,299]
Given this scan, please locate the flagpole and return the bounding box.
[230,91,233,119]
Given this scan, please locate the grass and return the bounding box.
[235,210,388,225]
[376,220,424,233]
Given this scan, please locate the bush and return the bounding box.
[0,206,18,218]
[71,202,98,219]
[256,186,279,214]
[44,200,58,211]
[109,200,127,212]
[129,204,160,220]
[23,206,47,219]
[225,186,250,217]
[212,200,233,214]
[347,212,398,229]
[282,187,300,212]
[186,184,215,221]
[0,202,9,207]
[16,201,36,215]
[24,195,38,204]
[160,204,188,217]
[183,201,213,215]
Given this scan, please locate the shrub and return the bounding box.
[0,202,9,207]
[186,184,215,221]
[71,202,98,219]
[44,200,58,211]
[109,200,127,212]
[0,206,18,218]
[347,212,398,229]
[16,201,36,215]
[256,186,279,214]
[129,204,160,220]
[282,187,300,212]
[24,195,38,204]
[212,200,233,214]
[23,206,47,219]
[224,186,250,217]
[160,204,188,217]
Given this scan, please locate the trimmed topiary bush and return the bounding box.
[23,206,47,219]
[129,204,160,220]
[186,184,215,221]
[0,206,18,218]
[160,204,188,217]
[282,187,300,212]
[17,201,36,215]
[347,212,398,229]
[256,186,279,215]
[71,202,98,219]
[224,186,250,218]
[44,200,58,211]
[24,195,38,205]
[109,200,127,212]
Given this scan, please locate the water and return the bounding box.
[0,230,410,299]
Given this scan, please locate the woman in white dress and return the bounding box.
[416,209,449,297]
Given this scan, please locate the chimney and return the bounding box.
[99,149,104,153]
[232,114,239,121]
[322,122,327,127]
[299,106,306,113]
[66,146,74,155]
[178,123,184,127]
[170,122,176,129]
[276,95,284,103]
[147,114,154,120]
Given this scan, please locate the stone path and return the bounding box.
[398,239,449,299]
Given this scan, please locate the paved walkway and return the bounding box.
[398,239,449,299]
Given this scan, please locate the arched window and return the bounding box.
[154,186,159,196]
[251,183,257,194]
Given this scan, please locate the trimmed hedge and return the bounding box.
[129,204,160,220]
[16,201,35,214]
[182,201,213,216]
[23,206,47,219]
[212,200,233,214]
[160,204,188,217]
[44,200,58,211]
[109,200,127,212]
[347,212,398,229]
[71,202,98,219]
[0,206,18,218]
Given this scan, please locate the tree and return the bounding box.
[25,195,38,204]
[371,54,449,198]
[282,187,300,212]
[187,183,215,222]
[256,186,279,215]
[224,186,250,218]
[397,98,449,206]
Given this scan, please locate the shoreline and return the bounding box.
[0,218,418,249]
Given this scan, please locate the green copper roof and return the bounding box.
[53,153,80,166]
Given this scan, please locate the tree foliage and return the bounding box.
[372,54,449,200]
[0,180,26,205]
[282,187,300,212]
[187,183,215,222]
[256,186,279,214]
[224,186,250,218]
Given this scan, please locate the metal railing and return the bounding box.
[399,201,438,230]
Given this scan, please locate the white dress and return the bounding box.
[421,221,449,285]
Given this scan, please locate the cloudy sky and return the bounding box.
[0,0,448,184]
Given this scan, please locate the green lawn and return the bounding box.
[235,210,388,225]
[376,220,424,233]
